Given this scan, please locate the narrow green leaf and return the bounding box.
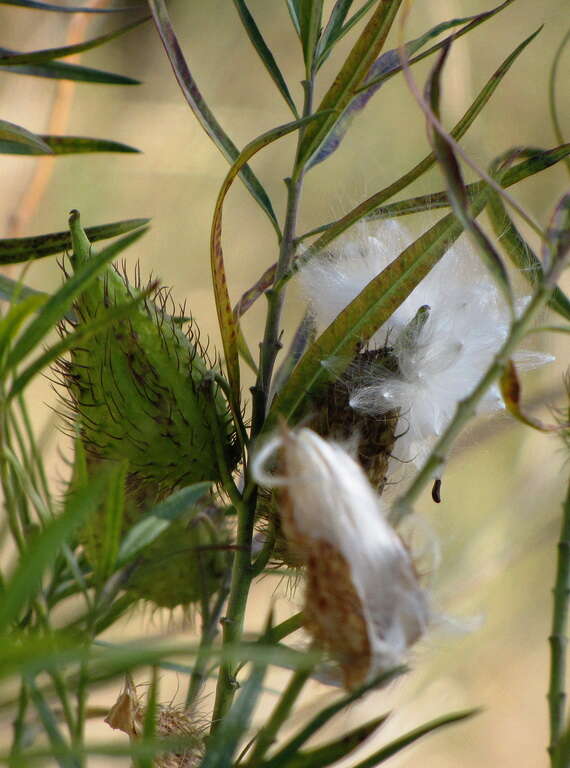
[487,189,570,321]
[5,222,148,370]
[0,473,108,631]
[0,118,52,153]
[316,0,354,62]
[232,0,299,117]
[352,0,516,96]
[296,0,402,170]
[0,275,46,305]
[0,294,47,359]
[210,112,330,401]
[0,58,140,85]
[0,217,149,265]
[297,0,324,75]
[0,17,148,65]
[262,667,405,768]
[272,715,389,768]
[291,27,546,272]
[424,40,512,308]
[0,135,139,155]
[117,482,211,565]
[350,708,479,767]
[286,0,302,37]
[316,0,378,68]
[0,0,139,12]
[95,461,129,583]
[548,29,570,174]
[544,191,570,272]
[147,0,280,237]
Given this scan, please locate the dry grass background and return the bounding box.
[1,0,570,765]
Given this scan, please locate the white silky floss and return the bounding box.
[252,427,429,685]
[298,219,552,467]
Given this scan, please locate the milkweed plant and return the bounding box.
[0,1,569,766]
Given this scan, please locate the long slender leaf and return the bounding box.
[0,296,48,361]
[316,0,378,67]
[210,112,329,401]
[0,58,140,84]
[0,217,149,265]
[244,26,542,315]
[232,0,299,117]
[312,6,518,167]
[147,0,280,236]
[0,0,138,12]
[316,0,354,63]
[0,135,139,155]
[424,40,512,308]
[352,0,515,96]
[487,189,570,321]
[0,275,45,305]
[261,667,405,768]
[350,709,479,767]
[297,0,324,75]
[117,482,212,565]
[0,17,148,65]
[268,715,389,768]
[5,223,148,370]
[297,0,402,169]
[286,0,302,37]
[0,118,52,153]
[240,142,570,327]
[0,473,109,631]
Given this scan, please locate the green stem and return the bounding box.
[9,681,29,768]
[210,491,257,731]
[253,77,314,435]
[391,259,567,525]
[247,666,312,765]
[549,479,570,767]
[186,572,231,709]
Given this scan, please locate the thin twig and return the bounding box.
[548,481,570,767]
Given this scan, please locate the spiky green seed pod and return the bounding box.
[58,211,237,495]
[127,505,229,608]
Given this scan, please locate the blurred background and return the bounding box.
[1,0,569,765]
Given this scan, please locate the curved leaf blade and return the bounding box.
[296,0,403,170]
[350,709,479,767]
[211,112,329,401]
[0,134,140,155]
[487,189,570,321]
[232,0,299,117]
[0,17,148,65]
[117,482,212,566]
[147,0,280,236]
[0,118,52,153]
[0,58,140,84]
[0,0,139,11]
[500,361,565,433]
[0,217,149,265]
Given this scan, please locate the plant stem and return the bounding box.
[548,479,570,767]
[247,666,312,765]
[210,490,257,732]
[253,77,314,435]
[186,573,231,709]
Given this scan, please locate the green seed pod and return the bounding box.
[58,211,237,495]
[127,504,229,609]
